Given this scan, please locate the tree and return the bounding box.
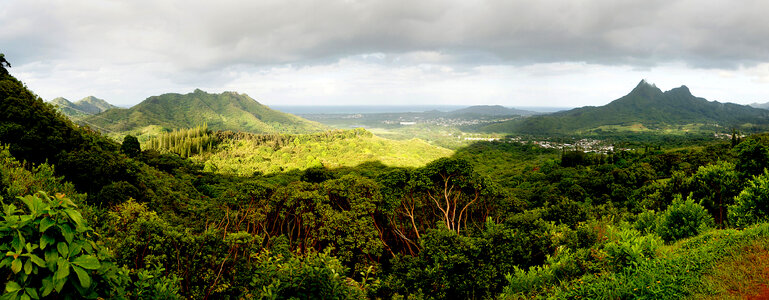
[733,138,769,178]
[688,161,741,226]
[121,135,141,158]
[0,53,10,77]
[656,196,714,242]
[418,158,497,234]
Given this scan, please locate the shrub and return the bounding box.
[0,191,128,299]
[656,196,714,242]
[251,249,365,299]
[603,227,662,271]
[729,170,769,228]
[633,210,658,235]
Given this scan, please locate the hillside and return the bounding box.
[50,96,116,118]
[482,80,769,134]
[449,105,537,116]
[82,89,326,134]
[185,128,453,176]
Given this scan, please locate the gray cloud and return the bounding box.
[2,0,768,70]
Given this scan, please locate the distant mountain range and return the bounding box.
[448,105,538,116]
[80,89,326,134]
[50,96,117,118]
[750,102,769,109]
[482,80,769,134]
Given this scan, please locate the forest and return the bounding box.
[3,58,769,299]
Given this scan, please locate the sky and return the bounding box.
[2,0,769,108]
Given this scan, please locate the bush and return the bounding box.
[97,181,140,207]
[0,191,128,299]
[729,170,769,228]
[603,227,662,271]
[633,210,658,235]
[656,196,714,242]
[251,250,365,299]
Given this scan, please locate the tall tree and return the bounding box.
[121,135,141,157]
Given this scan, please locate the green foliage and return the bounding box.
[502,224,769,299]
[0,191,128,299]
[0,146,84,204]
[129,264,181,300]
[687,161,740,225]
[97,181,140,208]
[200,129,452,175]
[251,250,365,299]
[633,210,658,235]
[656,196,714,242]
[384,219,558,299]
[729,170,769,228]
[0,71,90,166]
[120,135,141,158]
[603,227,662,272]
[733,136,769,177]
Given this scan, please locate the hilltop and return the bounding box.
[50,96,117,118]
[482,80,769,134]
[81,89,326,134]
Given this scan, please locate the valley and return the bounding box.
[3,57,769,299]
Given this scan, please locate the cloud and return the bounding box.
[2,0,768,107]
[3,0,769,70]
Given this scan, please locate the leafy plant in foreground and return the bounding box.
[0,191,128,299]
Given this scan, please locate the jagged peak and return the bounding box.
[629,79,663,97]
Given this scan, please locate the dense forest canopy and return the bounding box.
[3,54,769,299]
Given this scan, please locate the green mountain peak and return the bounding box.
[482,80,769,134]
[81,89,326,134]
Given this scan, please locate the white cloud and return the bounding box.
[2,0,769,107]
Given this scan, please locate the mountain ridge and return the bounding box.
[482,80,769,134]
[50,96,116,117]
[81,89,326,134]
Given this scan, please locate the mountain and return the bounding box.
[482,80,769,134]
[449,105,538,116]
[750,102,769,109]
[82,89,326,134]
[50,96,117,118]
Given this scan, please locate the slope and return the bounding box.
[83,89,326,134]
[483,80,769,134]
[187,128,453,176]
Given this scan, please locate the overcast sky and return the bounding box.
[2,0,769,107]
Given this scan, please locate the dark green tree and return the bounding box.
[733,138,769,178]
[0,53,10,77]
[688,161,740,226]
[121,135,141,158]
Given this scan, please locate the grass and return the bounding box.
[501,223,769,299]
[688,239,769,299]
